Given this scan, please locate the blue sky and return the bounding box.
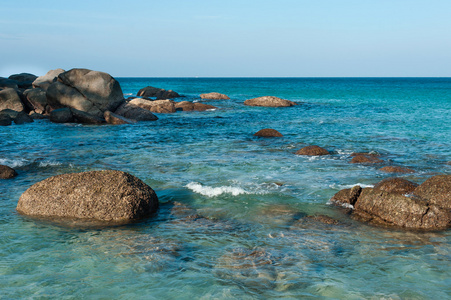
[1,0,450,77]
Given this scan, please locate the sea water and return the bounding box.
[1,78,450,299]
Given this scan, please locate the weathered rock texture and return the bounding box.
[244,96,296,107]
[295,145,330,156]
[175,101,216,112]
[129,98,176,113]
[0,88,25,112]
[23,88,48,114]
[137,86,181,99]
[0,165,18,179]
[379,166,415,174]
[33,69,65,90]
[0,114,12,126]
[114,102,158,121]
[104,110,136,125]
[9,73,37,89]
[254,128,283,137]
[350,154,383,164]
[49,108,74,123]
[200,92,230,100]
[331,175,451,230]
[46,68,124,118]
[17,170,159,223]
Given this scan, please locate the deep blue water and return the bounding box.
[1,78,450,298]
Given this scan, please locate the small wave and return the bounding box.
[326,200,354,209]
[186,182,250,197]
[38,160,62,167]
[329,183,374,189]
[0,158,29,168]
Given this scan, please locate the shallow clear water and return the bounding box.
[1,78,450,298]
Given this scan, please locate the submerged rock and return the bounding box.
[200,92,230,100]
[244,96,296,107]
[295,145,330,156]
[379,166,415,174]
[17,170,159,223]
[0,165,18,179]
[254,128,283,137]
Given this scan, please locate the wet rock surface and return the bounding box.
[0,165,18,179]
[254,128,283,137]
[295,145,330,156]
[200,92,230,100]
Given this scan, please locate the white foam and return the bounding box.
[38,160,62,167]
[0,158,29,168]
[329,183,374,189]
[186,182,250,197]
[327,200,354,209]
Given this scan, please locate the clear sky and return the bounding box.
[1,0,450,77]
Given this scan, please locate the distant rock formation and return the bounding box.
[244,96,296,107]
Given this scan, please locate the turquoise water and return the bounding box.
[1,78,450,298]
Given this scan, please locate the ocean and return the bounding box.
[1,77,450,298]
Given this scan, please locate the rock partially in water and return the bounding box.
[137,86,181,99]
[350,154,383,164]
[330,185,362,206]
[290,215,341,229]
[0,88,25,112]
[0,165,18,179]
[104,110,136,125]
[70,108,105,124]
[200,92,230,100]
[244,96,296,107]
[254,128,283,137]
[379,166,415,174]
[114,102,158,121]
[175,101,216,112]
[13,111,34,124]
[49,107,74,123]
[413,175,451,210]
[0,113,13,126]
[373,177,418,195]
[17,170,159,223]
[129,98,176,113]
[295,145,330,156]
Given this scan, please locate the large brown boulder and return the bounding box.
[0,165,18,179]
[350,154,383,164]
[330,185,362,206]
[129,98,176,113]
[32,68,65,90]
[244,96,296,107]
[17,170,159,223]
[373,177,418,195]
[137,86,181,99]
[295,145,330,156]
[175,101,217,112]
[0,88,25,112]
[379,166,415,174]
[114,102,158,121]
[23,88,48,114]
[413,175,451,210]
[200,92,230,100]
[254,128,283,137]
[46,68,124,118]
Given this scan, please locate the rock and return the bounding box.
[253,128,283,137]
[413,175,451,210]
[114,102,158,121]
[330,185,362,206]
[46,68,124,118]
[295,145,330,156]
[70,108,104,124]
[0,109,19,119]
[17,170,159,223]
[137,86,181,99]
[129,98,176,113]
[291,215,340,228]
[0,114,12,126]
[0,165,18,179]
[0,77,19,89]
[200,92,230,100]
[174,101,217,112]
[8,73,37,89]
[373,177,418,195]
[379,166,415,174]
[0,88,25,112]
[104,110,136,125]
[13,111,34,124]
[244,96,296,107]
[29,112,48,119]
[49,108,74,123]
[350,154,383,164]
[23,88,48,114]
[32,68,65,90]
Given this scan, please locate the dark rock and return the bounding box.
[413,175,451,210]
[129,98,176,113]
[32,68,65,91]
[0,109,19,119]
[254,128,283,137]
[174,101,217,112]
[29,112,48,119]
[0,114,12,126]
[379,166,415,174]
[46,68,124,118]
[49,108,74,123]
[104,110,136,125]
[295,145,330,156]
[0,88,25,112]
[0,77,19,89]
[137,86,181,99]
[350,154,383,164]
[373,177,418,195]
[0,165,18,179]
[114,102,158,121]
[330,185,362,206]
[17,170,159,223]
[244,96,296,107]
[200,92,230,100]
[8,73,37,89]
[13,111,34,124]
[23,88,48,114]
[70,108,104,124]
[350,152,380,157]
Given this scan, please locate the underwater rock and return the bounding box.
[17,170,159,223]
[295,145,330,156]
[254,128,283,137]
[379,166,415,174]
[0,165,18,179]
[200,92,230,100]
[244,96,296,107]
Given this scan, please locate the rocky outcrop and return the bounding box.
[0,114,12,126]
[0,165,18,179]
[32,68,65,91]
[104,110,136,125]
[23,88,48,114]
[0,88,25,112]
[175,101,217,112]
[114,102,158,121]
[49,108,74,123]
[331,175,451,230]
[9,73,37,89]
[137,86,181,99]
[379,166,415,174]
[46,68,124,118]
[70,108,104,124]
[253,128,283,137]
[13,111,34,124]
[244,96,296,107]
[17,170,159,223]
[295,145,330,156]
[200,92,230,100]
[0,77,19,89]
[129,98,176,113]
